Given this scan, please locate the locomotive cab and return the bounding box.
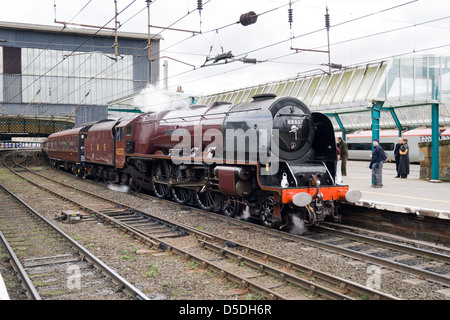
[115,114,141,169]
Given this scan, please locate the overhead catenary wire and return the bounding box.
[159,0,302,55]
[43,0,445,108]
[88,35,450,107]
[104,13,450,103]
[44,1,160,106]
[235,0,421,58]
[103,6,447,101]
[92,22,450,105]
[154,0,420,78]
[46,0,221,105]
[54,0,319,105]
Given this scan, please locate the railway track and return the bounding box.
[314,224,450,286]
[2,150,402,300]
[0,183,149,300]
[124,170,450,291]
[6,150,450,299]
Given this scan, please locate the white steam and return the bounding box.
[289,215,306,235]
[107,184,130,193]
[237,205,251,221]
[133,84,190,114]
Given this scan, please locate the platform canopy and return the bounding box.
[198,54,450,132]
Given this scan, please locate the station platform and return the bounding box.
[339,161,450,221]
[0,272,10,300]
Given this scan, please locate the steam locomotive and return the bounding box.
[44,94,361,228]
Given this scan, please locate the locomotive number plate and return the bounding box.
[287,119,302,125]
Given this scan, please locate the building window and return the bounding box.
[3,47,21,74]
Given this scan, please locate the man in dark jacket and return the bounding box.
[369,138,384,188]
[337,137,348,176]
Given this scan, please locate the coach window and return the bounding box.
[347,143,371,151]
[380,143,394,151]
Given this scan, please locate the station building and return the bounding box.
[0,21,162,139]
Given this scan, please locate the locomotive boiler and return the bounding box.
[46,94,361,228]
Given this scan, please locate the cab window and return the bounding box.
[126,125,132,137]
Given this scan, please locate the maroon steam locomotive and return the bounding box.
[44,94,361,228]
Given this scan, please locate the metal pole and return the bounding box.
[114,0,119,62]
[430,71,440,182]
[383,107,402,137]
[431,103,440,181]
[325,7,331,75]
[147,0,152,83]
[371,101,383,185]
[371,101,383,142]
[0,103,8,115]
[335,114,346,141]
[163,60,168,90]
[325,113,346,140]
[20,89,41,117]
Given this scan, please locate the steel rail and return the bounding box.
[197,235,397,300]
[1,158,151,300]
[198,238,398,300]
[318,225,450,264]
[128,183,450,289]
[20,153,397,299]
[9,153,390,297]
[4,154,294,299]
[115,208,397,300]
[9,151,448,294]
[3,151,363,300]
[0,229,41,300]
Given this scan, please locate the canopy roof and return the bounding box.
[198,54,450,131]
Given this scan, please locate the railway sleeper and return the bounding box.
[23,256,81,268]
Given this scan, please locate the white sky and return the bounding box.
[1,0,449,97]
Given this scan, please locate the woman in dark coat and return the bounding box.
[394,138,402,178]
[398,138,410,178]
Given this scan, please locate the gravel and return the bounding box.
[0,158,448,300]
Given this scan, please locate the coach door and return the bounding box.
[79,124,94,163]
[115,126,125,168]
[79,133,87,162]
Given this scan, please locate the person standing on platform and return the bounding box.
[335,143,342,183]
[337,137,348,176]
[394,138,403,178]
[369,138,384,188]
[398,138,410,178]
